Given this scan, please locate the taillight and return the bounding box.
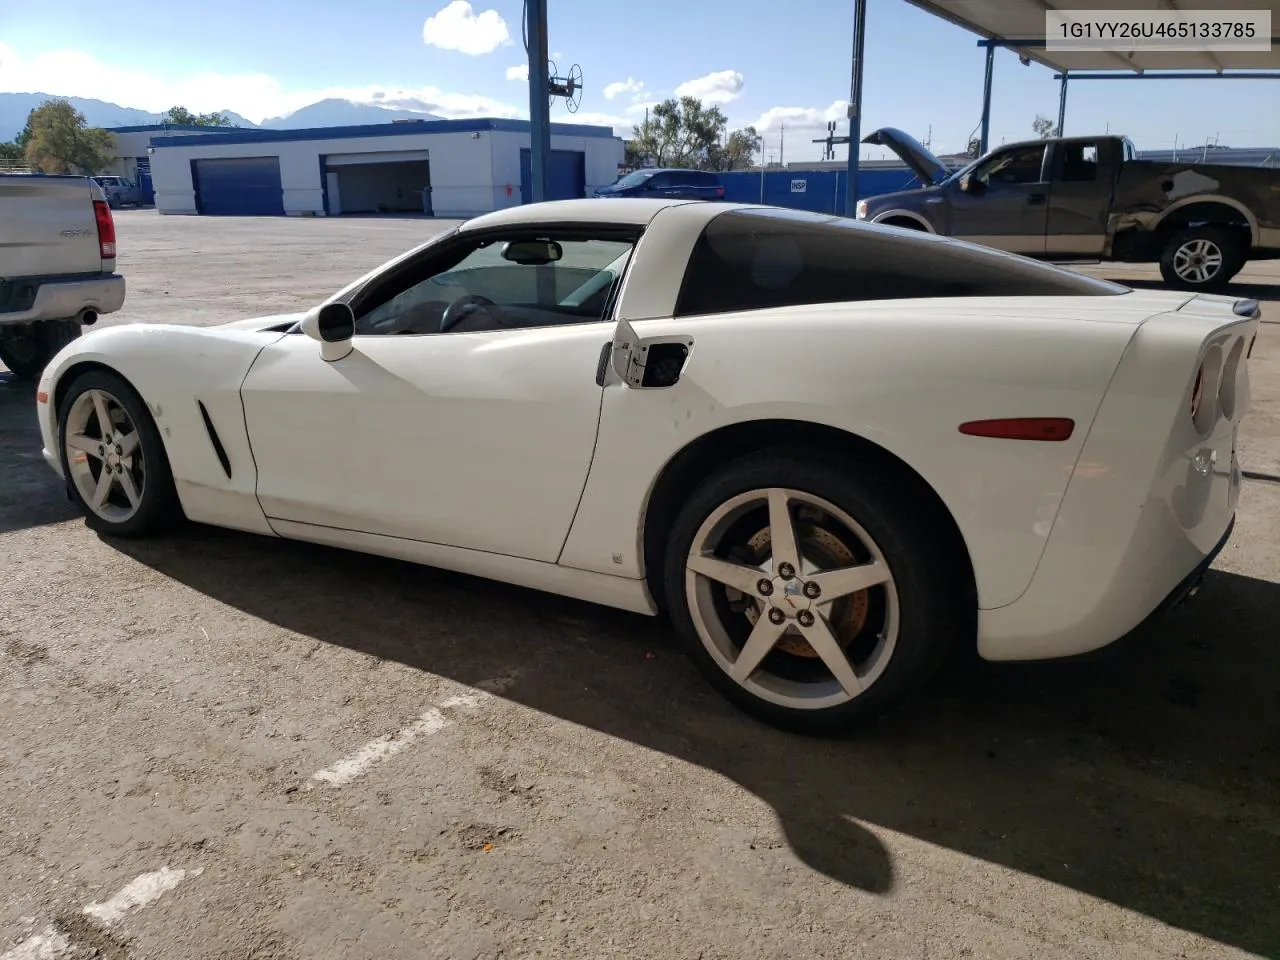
[93,199,116,259]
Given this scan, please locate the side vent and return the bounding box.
[197,400,233,479]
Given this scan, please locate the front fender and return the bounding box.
[37,322,289,534]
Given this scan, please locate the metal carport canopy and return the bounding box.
[900,0,1280,72]
[896,0,1280,154]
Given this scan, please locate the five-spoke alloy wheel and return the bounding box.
[57,369,179,537]
[664,452,967,734]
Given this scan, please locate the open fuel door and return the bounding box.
[603,317,694,389]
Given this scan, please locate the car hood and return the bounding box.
[862,127,949,186]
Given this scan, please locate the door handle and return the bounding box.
[1028,193,1046,205]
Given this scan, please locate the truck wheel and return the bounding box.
[0,319,82,382]
[1159,225,1244,292]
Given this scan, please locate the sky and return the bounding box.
[1,0,1277,162]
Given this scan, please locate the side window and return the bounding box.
[351,232,636,336]
[646,171,671,189]
[975,144,1046,186]
[673,209,1117,317]
[673,211,954,316]
[1057,142,1099,182]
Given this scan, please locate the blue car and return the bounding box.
[595,167,725,201]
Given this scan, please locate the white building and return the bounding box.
[142,118,624,218]
[103,124,233,183]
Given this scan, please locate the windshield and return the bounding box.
[613,169,655,188]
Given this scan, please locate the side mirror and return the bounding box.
[301,302,355,361]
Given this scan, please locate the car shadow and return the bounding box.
[0,372,79,535]
[1120,277,1280,305]
[106,524,1280,956]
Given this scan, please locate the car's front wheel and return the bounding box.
[57,369,180,538]
[664,451,968,734]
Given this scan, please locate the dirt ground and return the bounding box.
[2,211,1278,960]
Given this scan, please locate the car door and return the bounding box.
[946,142,1050,255]
[239,225,639,562]
[1043,140,1110,257]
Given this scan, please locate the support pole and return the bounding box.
[1057,71,1068,137]
[526,0,551,204]
[978,43,994,155]
[843,0,867,218]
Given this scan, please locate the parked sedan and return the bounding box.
[35,198,1257,733]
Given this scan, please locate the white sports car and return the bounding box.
[35,198,1260,733]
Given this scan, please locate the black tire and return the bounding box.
[56,368,181,538]
[1158,224,1244,292]
[0,318,82,382]
[663,449,971,735]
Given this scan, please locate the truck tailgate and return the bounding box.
[0,175,104,279]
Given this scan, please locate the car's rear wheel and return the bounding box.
[0,319,81,382]
[663,451,967,734]
[57,369,180,538]
[1158,225,1244,292]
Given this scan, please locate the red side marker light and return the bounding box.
[36,391,49,404]
[959,417,1075,441]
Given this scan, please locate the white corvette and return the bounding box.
[35,198,1259,733]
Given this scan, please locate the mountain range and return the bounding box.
[0,93,447,141]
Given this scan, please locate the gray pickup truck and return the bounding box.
[856,128,1280,292]
[0,174,126,381]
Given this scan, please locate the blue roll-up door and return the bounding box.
[519,149,586,204]
[192,156,285,216]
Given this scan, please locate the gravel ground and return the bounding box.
[2,211,1278,960]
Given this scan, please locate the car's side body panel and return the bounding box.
[559,298,1149,610]
[37,323,284,536]
[978,303,1256,659]
[239,322,615,562]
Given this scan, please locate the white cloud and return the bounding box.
[745,102,881,161]
[0,44,521,124]
[749,101,848,136]
[603,77,644,101]
[626,100,657,116]
[505,63,529,81]
[673,69,744,105]
[421,1,512,56]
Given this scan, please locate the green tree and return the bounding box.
[22,99,114,175]
[630,96,729,169]
[0,140,23,161]
[1032,114,1059,139]
[708,125,761,171]
[161,106,235,127]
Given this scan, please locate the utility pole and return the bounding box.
[844,0,868,217]
[526,0,551,202]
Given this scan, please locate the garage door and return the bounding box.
[519,149,586,204]
[322,152,431,215]
[192,157,285,216]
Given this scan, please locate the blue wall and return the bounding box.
[519,149,587,204]
[719,167,930,215]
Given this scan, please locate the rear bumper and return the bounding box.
[0,274,125,326]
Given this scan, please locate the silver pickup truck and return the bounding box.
[0,174,126,380]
